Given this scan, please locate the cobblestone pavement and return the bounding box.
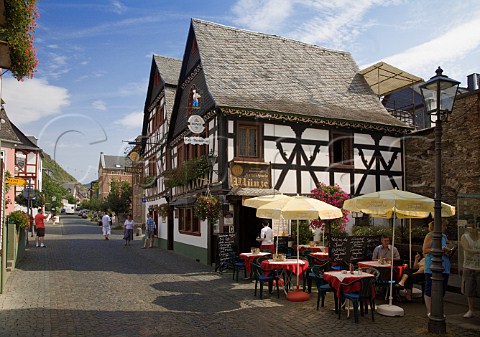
[0,216,479,337]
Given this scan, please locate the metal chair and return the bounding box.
[250,262,280,299]
[339,277,376,323]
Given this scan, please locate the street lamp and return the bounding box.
[420,67,459,334]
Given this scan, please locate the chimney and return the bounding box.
[467,73,480,91]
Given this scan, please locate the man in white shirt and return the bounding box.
[102,213,111,240]
[258,221,274,252]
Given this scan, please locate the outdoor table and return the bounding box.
[311,252,329,260]
[260,244,275,253]
[293,244,326,253]
[239,252,271,275]
[357,260,407,282]
[323,270,375,301]
[261,259,309,292]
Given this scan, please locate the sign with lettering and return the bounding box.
[184,136,209,145]
[6,177,27,186]
[125,167,143,174]
[215,234,236,273]
[329,235,381,262]
[229,161,271,189]
[187,115,205,134]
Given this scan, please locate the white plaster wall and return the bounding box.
[303,128,329,141]
[173,217,209,248]
[335,172,351,193]
[354,148,374,169]
[354,133,375,145]
[278,170,296,194]
[301,171,317,194]
[356,174,376,194]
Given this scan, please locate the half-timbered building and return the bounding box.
[141,55,181,245]
[164,19,411,265]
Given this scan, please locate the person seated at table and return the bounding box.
[257,220,274,252]
[372,235,400,261]
[397,252,425,301]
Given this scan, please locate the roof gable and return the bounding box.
[191,19,408,129]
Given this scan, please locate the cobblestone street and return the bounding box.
[0,216,479,337]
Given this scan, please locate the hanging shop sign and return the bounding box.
[229,161,271,189]
[184,136,209,145]
[187,115,205,134]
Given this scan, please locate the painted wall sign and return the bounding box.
[229,161,271,189]
[187,115,205,134]
[184,136,209,145]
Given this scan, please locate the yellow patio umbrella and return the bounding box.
[243,194,291,208]
[343,189,455,317]
[256,196,343,301]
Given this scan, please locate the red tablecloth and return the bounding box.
[311,252,329,260]
[239,252,271,274]
[293,245,326,253]
[357,261,407,282]
[261,259,308,276]
[324,271,374,299]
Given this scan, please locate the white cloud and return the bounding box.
[111,1,127,15]
[2,78,70,125]
[114,111,143,129]
[92,100,107,111]
[382,16,480,81]
[232,0,294,32]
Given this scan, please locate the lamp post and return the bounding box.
[420,67,459,334]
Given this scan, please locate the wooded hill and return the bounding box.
[42,153,78,183]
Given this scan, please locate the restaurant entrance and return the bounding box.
[238,205,262,253]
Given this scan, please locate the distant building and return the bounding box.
[97,152,132,200]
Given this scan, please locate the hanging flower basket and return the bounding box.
[158,204,169,218]
[139,175,157,188]
[0,0,40,80]
[194,194,222,224]
[9,210,30,229]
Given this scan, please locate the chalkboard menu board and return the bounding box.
[275,236,289,254]
[215,234,236,273]
[329,235,381,262]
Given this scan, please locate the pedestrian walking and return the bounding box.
[142,212,156,249]
[123,214,134,246]
[34,208,47,248]
[102,212,111,240]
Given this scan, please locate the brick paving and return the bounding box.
[0,216,479,337]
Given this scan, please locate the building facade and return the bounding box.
[97,153,131,200]
[159,19,411,265]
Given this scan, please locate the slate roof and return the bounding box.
[191,19,409,130]
[100,153,127,170]
[0,107,21,144]
[153,55,182,86]
[10,122,41,151]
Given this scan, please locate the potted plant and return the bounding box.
[9,210,30,229]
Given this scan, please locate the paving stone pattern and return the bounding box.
[0,216,479,337]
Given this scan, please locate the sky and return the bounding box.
[2,0,480,184]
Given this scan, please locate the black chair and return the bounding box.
[250,262,280,299]
[377,267,398,300]
[232,255,247,281]
[303,259,330,293]
[331,260,349,271]
[339,276,376,323]
[285,247,296,258]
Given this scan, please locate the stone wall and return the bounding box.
[405,90,480,207]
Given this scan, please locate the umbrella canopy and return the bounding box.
[342,189,455,316]
[256,196,343,220]
[243,194,291,209]
[343,189,455,219]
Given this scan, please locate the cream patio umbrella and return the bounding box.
[343,189,455,317]
[256,196,343,301]
[243,194,291,209]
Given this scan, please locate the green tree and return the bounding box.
[42,174,68,211]
[15,189,45,208]
[105,180,131,220]
[65,193,77,204]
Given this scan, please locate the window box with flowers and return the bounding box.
[0,0,39,80]
[139,175,157,189]
[193,194,222,224]
[164,155,210,188]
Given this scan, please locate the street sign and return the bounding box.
[6,177,27,186]
[22,188,35,198]
[141,197,146,203]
